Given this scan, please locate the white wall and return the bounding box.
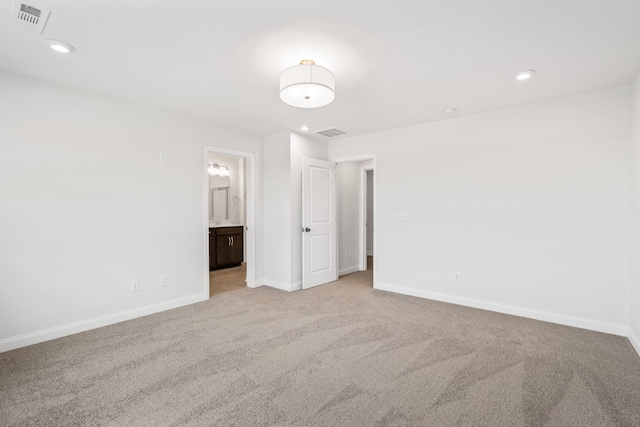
[337,162,361,275]
[261,132,327,290]
[329,87,632,335]
[290,133,328,287]
[0,71,263,352]
[630,73,640,355]
[262,131,292,287]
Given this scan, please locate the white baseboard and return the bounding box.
[628,327,640,359]
[263,279,301,292]
[248,278,264,288]
[0,293,208,353]
[339,265,360,276]
[375,282,628,337]
[367,251,373,256]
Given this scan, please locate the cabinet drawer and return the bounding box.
[215,226,243,236]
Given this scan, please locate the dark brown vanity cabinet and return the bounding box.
[209,226,243,270]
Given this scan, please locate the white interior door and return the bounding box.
[302,157,337,289]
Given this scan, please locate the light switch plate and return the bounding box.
[394,211,408,221]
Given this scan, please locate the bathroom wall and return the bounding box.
[208,154,245,225]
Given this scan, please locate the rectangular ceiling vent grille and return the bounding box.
[11,1,50,34]
[317,128,347,138]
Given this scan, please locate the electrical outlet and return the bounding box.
[348,250,352,258]
[453,271,461,282]
[131,280,140,292]
[159,153,168,164]
[161,274,169,287]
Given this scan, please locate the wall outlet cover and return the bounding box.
[394,211,408,222]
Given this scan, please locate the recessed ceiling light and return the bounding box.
[443,108,457,115]
[46,39,74,53]
[515,69,535,81]
[301,126,310,131]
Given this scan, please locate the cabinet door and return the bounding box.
[209,229,217,270]
[229,233,243,263]
[216,235,232,265]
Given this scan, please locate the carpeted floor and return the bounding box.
[2,270,640,426]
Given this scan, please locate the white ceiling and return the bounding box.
[2,0,640,139]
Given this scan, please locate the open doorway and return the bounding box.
[365,169,374,273]
[204,147,256,298]
[334,155,376,288]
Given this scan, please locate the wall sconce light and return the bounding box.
[207,163,230,176]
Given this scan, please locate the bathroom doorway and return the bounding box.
[204,147,256,297]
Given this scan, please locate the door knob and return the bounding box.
[305,228,311,232]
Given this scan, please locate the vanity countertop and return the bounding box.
[209,223,244,229]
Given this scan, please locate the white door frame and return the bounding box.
[204,146,257,296]
[360,167,374,271]
[330,154,377,288]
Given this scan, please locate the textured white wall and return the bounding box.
[630,73,640,354]
[329,87,632,334]
[0,71,263,351]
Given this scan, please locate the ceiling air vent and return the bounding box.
[317,128,347,138]
[11,1,50,34]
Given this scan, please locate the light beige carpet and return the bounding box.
[2,270,640,426]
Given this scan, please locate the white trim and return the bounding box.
[331,154,376,164]
[204,147,256,296]
[0,293,207,353]
[249,278,264,288]
[359,167,367,271]
[263,279,301,292]
[367,251,374,256]
[629,327,640,358]
[375,282,628,337]
[360,167,374,271]
[339,265,360,276]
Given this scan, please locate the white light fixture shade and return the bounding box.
[280,60,335,108]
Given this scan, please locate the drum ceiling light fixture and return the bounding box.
[279,59,335,108]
